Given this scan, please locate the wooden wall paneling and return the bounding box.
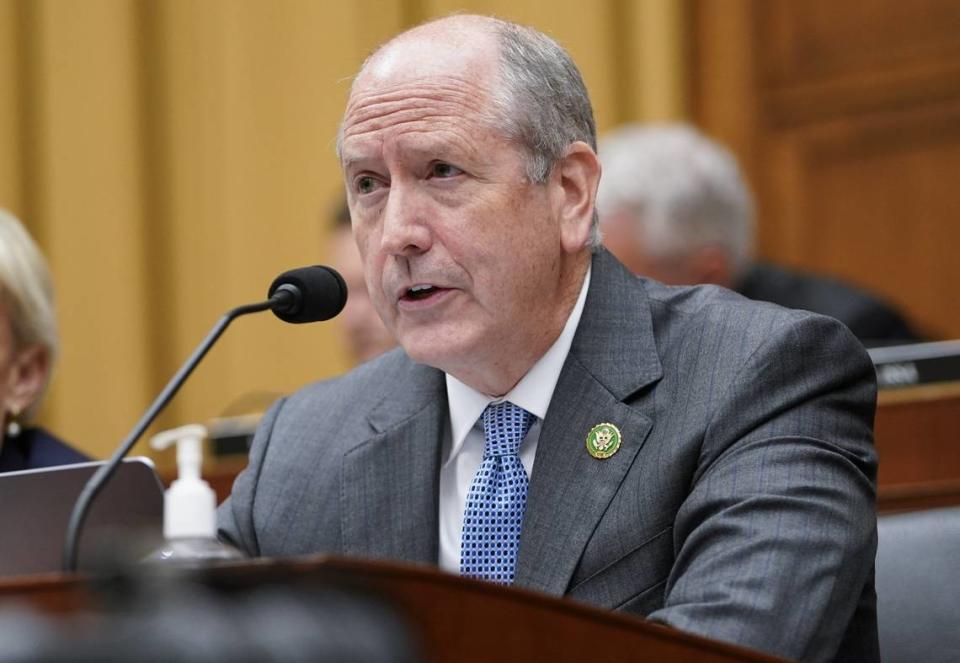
[629,0,689,123]
[146,0,402,451]
[692,0,960,339]
[763,101,960,339]
[752,129,803,262]
[687,0,762,217]
[27,0,156,457]
[0,0,24,216]
[756,0,960,91]
[756,0,960,130]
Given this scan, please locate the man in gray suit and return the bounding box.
[218,15,878,663]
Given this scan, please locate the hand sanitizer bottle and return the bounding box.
[144,424,244,565]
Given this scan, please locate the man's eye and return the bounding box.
[430,162,463,179]
[355,176,381,194]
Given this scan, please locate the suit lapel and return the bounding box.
[340,362,446,565]
[514,250,662,595]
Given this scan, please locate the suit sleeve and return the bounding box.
[647,314,878,663]
[216,397,288,557]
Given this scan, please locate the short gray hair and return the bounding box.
[340,16,601,248]
[0,209,59,363]
[597,124,755,276]
[489,19,600,247]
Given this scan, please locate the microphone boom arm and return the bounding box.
[62,292,291,572]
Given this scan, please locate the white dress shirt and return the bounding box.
[438,266,592,572]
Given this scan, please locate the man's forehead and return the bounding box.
[339,18,506,162]
[342,52,503,158]
[343,78,493,143]
[352,21,500,99]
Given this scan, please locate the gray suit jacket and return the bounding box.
[219,250,879,663]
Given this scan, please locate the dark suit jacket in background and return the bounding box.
[737,262,919,347]
[0,427,88,473]
[218,250,879,663]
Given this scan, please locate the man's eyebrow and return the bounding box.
[343,145,472,170]
[341,154,377,171]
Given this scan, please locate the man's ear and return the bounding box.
[5,344,50,417]
[553,141,602,254]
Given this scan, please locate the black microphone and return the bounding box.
[269,265,348,323]
[62,266,348,572]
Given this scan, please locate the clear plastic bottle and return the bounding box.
[143,424,244,566]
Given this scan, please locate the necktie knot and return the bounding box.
[482,401,535,458]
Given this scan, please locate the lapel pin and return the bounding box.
[586,423,622,459]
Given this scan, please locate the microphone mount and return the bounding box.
[269,284,301,317]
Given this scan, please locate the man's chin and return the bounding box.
[399,335,476,374]
[401,343,453,370]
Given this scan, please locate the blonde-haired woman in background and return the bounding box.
[0,209,86,471]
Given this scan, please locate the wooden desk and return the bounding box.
[875,382,960,512]
[0,557,788,663]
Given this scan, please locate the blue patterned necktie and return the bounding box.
[460,401,536,585]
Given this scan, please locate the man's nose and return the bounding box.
[380,182,431,257]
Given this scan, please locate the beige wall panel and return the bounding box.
[29,0,153,456]
[0,0,23,215]
[631,0,687,122]
[152,1,407,441]
[351,0,409,60]
[144,0,235,438]
[689,0,760,192]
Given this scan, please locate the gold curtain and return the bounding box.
[0,0,685,460]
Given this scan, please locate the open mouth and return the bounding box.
[403,284,440,301]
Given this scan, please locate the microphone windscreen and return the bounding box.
[268,265,348,323]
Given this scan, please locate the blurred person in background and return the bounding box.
[0,209,87,471]
[597,123,920,347]
[328,200,397,364]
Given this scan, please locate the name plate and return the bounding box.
[869,340,960,389]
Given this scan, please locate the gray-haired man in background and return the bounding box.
[598,122,918,346]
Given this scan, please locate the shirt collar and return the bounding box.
[445,265,592,462]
